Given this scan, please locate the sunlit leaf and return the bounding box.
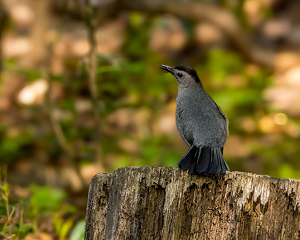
[70,219,86,240]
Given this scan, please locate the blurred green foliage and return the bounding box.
[0,178,80,239]
[2,10,300,182]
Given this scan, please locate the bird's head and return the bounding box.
[160,65,202,87]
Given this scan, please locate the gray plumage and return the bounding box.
[160,65,230,175]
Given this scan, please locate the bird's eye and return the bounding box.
[177,73,183,78]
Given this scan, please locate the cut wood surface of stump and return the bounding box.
[84,166,300,240]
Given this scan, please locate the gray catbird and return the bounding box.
[160,65,230,175]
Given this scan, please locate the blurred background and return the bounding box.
[1,0,300,239]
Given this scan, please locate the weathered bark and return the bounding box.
[85,166,300,240]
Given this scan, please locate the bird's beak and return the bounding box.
[160,65,174,74]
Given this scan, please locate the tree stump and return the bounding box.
[84,166,300,240]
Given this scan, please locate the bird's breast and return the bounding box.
[175,92,228,147]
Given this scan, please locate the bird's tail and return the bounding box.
[178,145,229,175]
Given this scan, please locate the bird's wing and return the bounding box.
[212,102,228,123]
[204,93,228,128]
[177,123,193,147]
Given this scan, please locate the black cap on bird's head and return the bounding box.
[160,65,201,85]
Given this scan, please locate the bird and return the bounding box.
[160,65,230,175]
